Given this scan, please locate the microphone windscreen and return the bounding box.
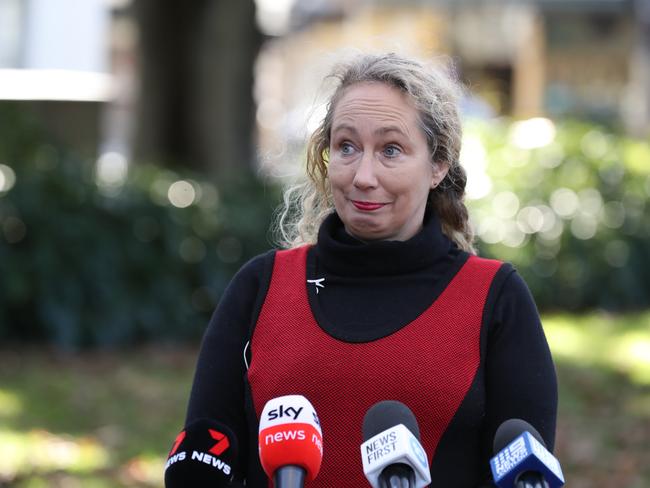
[360,400,431,487]
[490,419,564,488]
[258,394,323,482]
[493,418,545,454]
[164,418,238,487]
[362,400,421,441]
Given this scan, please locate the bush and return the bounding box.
[466,118,650,311]
[1,106,648,347]
[0,105,280,348]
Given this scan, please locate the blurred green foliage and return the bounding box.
[0,105,280,348]
[467,118,650,311]
[1,105,649,347]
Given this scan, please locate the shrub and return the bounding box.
[0,105,280,348]
[466,118,650,311]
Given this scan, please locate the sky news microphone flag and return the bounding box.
[259,394,323,486]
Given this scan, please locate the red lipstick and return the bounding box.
[352,200,386,211]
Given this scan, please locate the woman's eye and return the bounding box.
[340,142,355,155]
[383,145,401,158]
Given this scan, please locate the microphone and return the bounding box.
[360,400,431,488]
[258,394,323,487]
[164,418,238,487]
[490,419,564,488]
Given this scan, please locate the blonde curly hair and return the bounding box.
[273,52,475,253]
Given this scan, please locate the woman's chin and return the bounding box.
[344,220,388,242]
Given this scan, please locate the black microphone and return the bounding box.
[361,400,431,488]
[491,419,564,488]
[164,418,239,487]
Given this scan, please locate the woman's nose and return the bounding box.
[352,151,378,189]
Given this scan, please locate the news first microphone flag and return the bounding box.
[361,423,431,488]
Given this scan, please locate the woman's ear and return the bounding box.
[430,162,450,189]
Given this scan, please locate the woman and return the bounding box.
[179,53,557,487]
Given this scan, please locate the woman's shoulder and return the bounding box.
[477,258,543,338]
[205,250,278,338]
[216,250,277,307]
[485,260,533,304]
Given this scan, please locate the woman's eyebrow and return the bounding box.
[331,123,358,135]
[331,124,408,137]
[375,125,409,137]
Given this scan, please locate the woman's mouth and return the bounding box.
[351,200,386,211]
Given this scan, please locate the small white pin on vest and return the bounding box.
[307,278,325,294]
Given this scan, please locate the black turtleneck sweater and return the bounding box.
[184,212,558,487]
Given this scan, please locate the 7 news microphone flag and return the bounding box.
[164,418,238,487]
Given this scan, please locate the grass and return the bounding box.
[545,312,650,488]
[0,347,194,487]
[0,312,649,487]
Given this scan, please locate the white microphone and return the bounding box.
[360,400,431,488]
[258,395,323,487]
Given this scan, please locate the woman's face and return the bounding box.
[327,82,448,242]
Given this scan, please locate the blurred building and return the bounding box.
[0,0,124,157]
[1,0,648,169]
[0,0,258,176]
[255,0,649,170]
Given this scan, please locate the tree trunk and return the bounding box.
[132,0,260,177]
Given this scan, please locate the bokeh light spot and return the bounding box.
[0,164,17,193]
[570,212,598,240]
[197,183,219,209]
[600,201,626,229]
[580,130,611,160]
[509,117,556,149]
[538,142,564,169]
[461,135,492,199]
[536,205,557,233]
[517,206,545,234]
[502,221,528,248]
[550,188,579,218]
[492,191,520,219]
[477,216,504,244]
[96,152,128,188]
[539,218,564,241]
[578,188,603,216]
[168,180,196,208]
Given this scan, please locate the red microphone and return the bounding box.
[258,395,323,487]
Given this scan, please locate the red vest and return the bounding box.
[247,245,501,486]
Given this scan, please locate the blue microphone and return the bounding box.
[490,419,564,488]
